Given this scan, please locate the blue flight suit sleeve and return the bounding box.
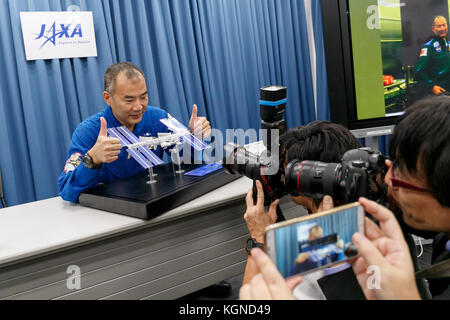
[415,42,434,91]
[57,119,104,203]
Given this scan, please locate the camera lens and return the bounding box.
[285,160,342,199]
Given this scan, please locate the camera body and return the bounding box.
[223,145,387,205]
[223,143,286,206]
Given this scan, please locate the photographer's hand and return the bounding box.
[240,248,302,300]
[317,195,334,212]
[242,180,280,286]
[351,197,420,300]
[244,180,279,243]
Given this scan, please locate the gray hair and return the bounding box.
[104,62,145,94]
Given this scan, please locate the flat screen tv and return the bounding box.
[321,0,450,130]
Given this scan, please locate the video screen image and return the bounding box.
[348,0,450,120]
[273,207,359,277]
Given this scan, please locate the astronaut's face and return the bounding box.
[432,17,448,38]
[103,72,148,131]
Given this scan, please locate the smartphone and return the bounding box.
[265,202,364,277]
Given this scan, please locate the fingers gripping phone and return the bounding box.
[265,203,364,277]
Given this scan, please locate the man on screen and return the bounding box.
[415,16,450,96]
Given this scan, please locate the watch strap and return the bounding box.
[245,237,264,255]
[83,153,101,169]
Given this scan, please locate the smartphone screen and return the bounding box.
[265,203,364,277]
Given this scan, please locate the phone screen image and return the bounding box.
[266,204,363,277]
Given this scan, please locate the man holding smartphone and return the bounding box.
[240,197,421,300]
[240,95,450,300]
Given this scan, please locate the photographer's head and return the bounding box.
[280,121,362,212]
[281,121,362,164]
[386,96,450,233]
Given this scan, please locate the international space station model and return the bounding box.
[107,114,210,184]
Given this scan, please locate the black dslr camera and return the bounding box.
[223,145,387,219]
[223,143,287,205]
[284,148,387,203]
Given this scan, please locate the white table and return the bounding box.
[0,177,303,300]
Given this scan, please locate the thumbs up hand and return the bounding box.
[87,117,123,165]
[189,104,211,139]
[98,116,108,138]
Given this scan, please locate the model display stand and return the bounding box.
[79,163,240,220]
[79,114,240,219]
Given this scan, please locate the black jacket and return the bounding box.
[428,233,450,299]
[394,209,450,299]
[317,208,449,300]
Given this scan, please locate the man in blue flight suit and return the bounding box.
[58,62,211,203]
[415,16,450,96]
[58,62,234,297]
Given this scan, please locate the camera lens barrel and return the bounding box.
[285,160,342,200]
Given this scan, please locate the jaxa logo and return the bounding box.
[35,22,83,49]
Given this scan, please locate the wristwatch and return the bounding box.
[82,153,101,170]
[244,237,264,255]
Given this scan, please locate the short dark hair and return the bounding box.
[280,121,362,164]
[104,62,145,94]
[389,95,450,207]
